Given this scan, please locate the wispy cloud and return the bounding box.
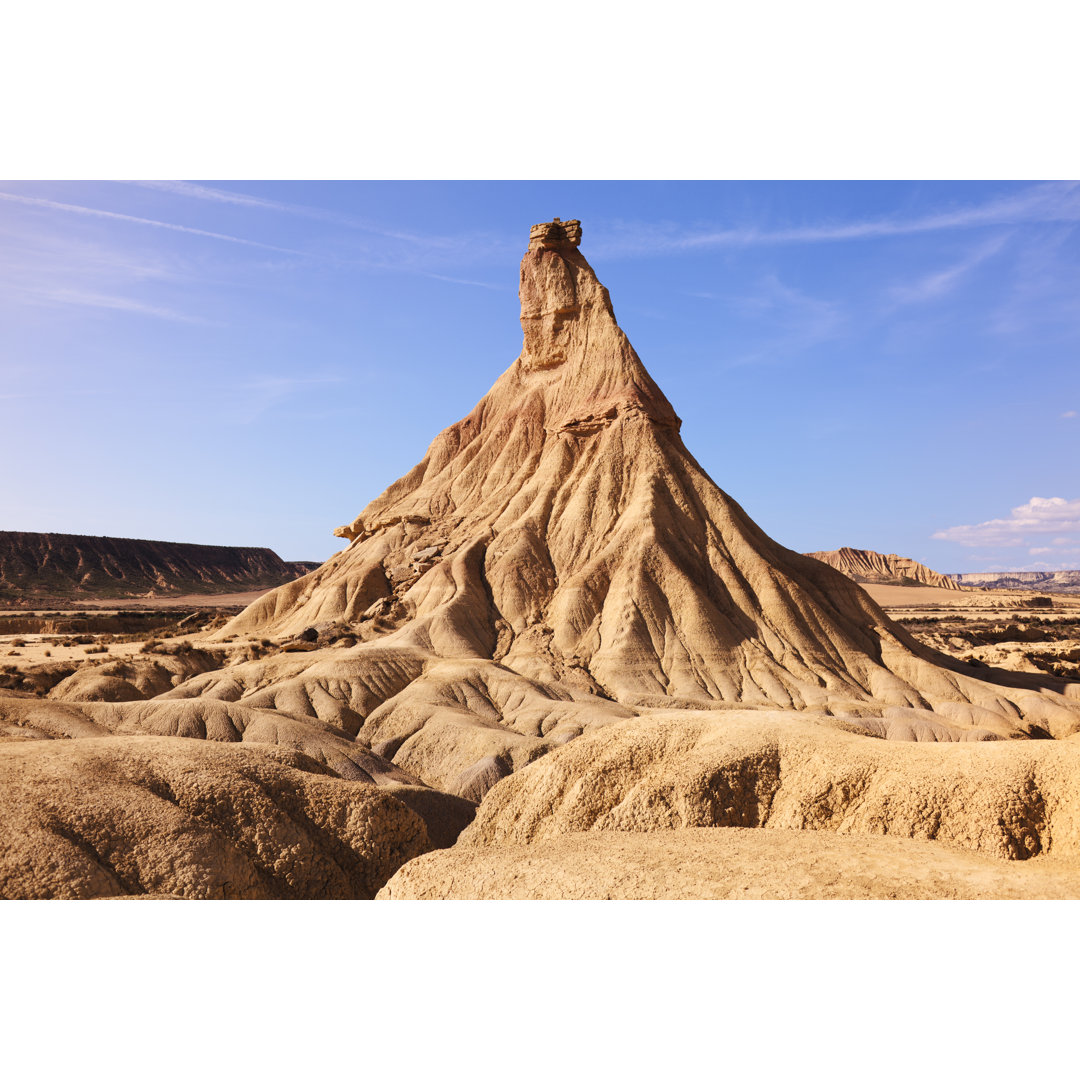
[0,190,312,256]
[988,226,1080,338]
[241,375,346,392]
[234,374,347,424]
[421,271,508,290]
[1063,410,1077,419]
[934,496,1080,547]
[122,180,469,250]
[721,273,845,365]
[13,284,200,322]
[0,219,205,322]
[887,235,1008,306]
[593,181,1080,258]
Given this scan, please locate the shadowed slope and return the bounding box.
[0,530,315,601]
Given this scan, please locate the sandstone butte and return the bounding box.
[3,218,1080,900]
[804,547,962,590]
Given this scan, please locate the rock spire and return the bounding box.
[210,219,1080,779]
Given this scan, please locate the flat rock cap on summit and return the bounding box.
[528,217,582,251]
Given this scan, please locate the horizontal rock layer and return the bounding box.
[0,530,317,601]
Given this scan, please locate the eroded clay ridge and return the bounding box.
[0,530,317,601]
[204,219,1078,757]
[806,547,962,590]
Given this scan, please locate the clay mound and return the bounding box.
[0,736,432,899]
[48,650,221,702]
[0,529,316,602]
[457,712,1080,860]
[0,691,477,857]
[378,829,1080,900]
[806,547,961,589]
[3,689,437,785]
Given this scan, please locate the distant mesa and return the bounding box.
[805,547,962,590]
[949,570,1080,594]
[0,530,317,604]
[804,548,1080,596]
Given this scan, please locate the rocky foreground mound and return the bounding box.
[3,218,1079,899]
[805,547,961,589]
[0,530,317,604]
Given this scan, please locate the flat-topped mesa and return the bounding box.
[527,217,582,252]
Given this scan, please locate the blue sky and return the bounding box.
[1,180,1077,571]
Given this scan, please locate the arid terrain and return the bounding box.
[806,547,962,589]
[3,218,1079,900]
[949,570,1080,593]
[0,530,317,607]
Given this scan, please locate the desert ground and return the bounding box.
[3,218,1079,900]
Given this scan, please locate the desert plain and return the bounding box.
[3,218,1079,900]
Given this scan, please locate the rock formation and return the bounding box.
[951,570,1080,593]
[205,219,1079,753]
[379,828,1080,900]
[806,547,962,589]
[0,530,318,603]
[4,219,1080,899]
[0,736,434,899]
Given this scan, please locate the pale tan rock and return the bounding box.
[0,736,431,899]
[48,651,221,702]
[457,711,1080,861]
[806,547,962,589]
[198,219,1079,790]
[379,829,1080,900]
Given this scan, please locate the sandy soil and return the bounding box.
[863,582,1080,613]
[0,634,206,666]
[10,589,277,612]
[379,828,1080,900]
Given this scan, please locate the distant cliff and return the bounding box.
[805,547,962,590]
[0,531,320,603]
[949,570,1080,593]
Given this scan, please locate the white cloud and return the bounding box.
[1029,547,1051,555]
[1063,410,1077,419]
[933,496,1080,547]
